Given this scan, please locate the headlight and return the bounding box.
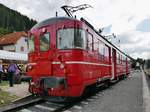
[26,65,33,71]
[30,82,35,85]
[60,63,65,69]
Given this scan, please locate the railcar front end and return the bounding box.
[27,17,94,101]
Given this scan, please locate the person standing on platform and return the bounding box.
[0,60,3,83]
[7,61,18,87]
[14,65,21,84]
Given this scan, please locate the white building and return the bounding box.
[0,31,28,53]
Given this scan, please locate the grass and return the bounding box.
[0,90,18,107]
[0,81,19,106]
[0,81,29,107]
[0,81,9,86]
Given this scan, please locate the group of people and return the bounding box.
[0,60,20,87]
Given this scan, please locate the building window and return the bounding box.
[20,46,24,51]
[25,38,28,42]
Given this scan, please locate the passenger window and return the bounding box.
[117,53,120,64]
[94,37,99,51]
[87,33,93,51]
[39,33,50,51]
[120,55,122,64]
[98,41,105,61]
[104,45,109,61]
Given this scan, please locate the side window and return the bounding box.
[119,54,120,64]
[120,55,122,64]
[117,53,119,64]
[94,37,99,51]
[39,33,50,51]
[122,56,124,65]
[98,41,105,61]
[124,56,126,65]
[118,54,121,64]
[104,45,109,62]
[87,33,93,51]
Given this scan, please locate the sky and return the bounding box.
[0,0,150,59]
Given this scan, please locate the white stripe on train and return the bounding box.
[52,61,112,67]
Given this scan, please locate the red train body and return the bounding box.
[27,17,130,100]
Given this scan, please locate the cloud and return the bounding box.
[0,0,150,59]
[118,31,150,59]
[103,25,112,34]
[0,0,67,21]
[136,18,150,32]
[128,16,135,22]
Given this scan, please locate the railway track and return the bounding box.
[0,79,121,112]
[0,94,75,112]
[0,91,104,112]
[0,95,44,112]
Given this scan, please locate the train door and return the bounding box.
[37,27,52,58]
[36,27,53,76]
[86,32,94,79]
[126,58,129,76]
[111,48,116,80]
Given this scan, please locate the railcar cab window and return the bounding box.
[39,33,50,51]
[57,28,86,49]
[28,35,35,53]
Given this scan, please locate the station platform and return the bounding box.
[0,82,30,99]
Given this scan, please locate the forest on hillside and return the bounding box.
[0,3,37,36]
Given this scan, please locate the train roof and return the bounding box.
[31,16,130,59]
[32,17,78,29]
[80,18,130,59]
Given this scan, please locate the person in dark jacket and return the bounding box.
[7,61,18,87]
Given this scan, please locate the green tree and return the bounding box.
[0,3,37,33]
[0,27,12,37]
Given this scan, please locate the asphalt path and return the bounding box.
[67,70,144,112]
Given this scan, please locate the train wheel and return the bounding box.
[82,84,97,97]
[28,85,37,96]
[104,80,111,88]
[123,74,127,80]
[28,86,32,93]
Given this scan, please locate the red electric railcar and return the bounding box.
[27,17,130,101]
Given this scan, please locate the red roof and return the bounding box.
[0,31,27,45]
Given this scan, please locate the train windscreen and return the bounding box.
[57,28,86,49]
